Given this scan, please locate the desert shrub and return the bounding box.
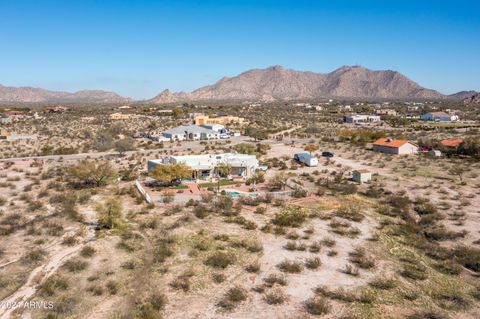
[63,259,88,273]
[433,261,462,275]
[264,289,287,305]
[38,275,69,296]
[22,248,47,265]
[452,246,480,272]
[342,264,359,276]
[170,272,193,292]
[162,191,175,204]
[272,205,307,227]
[106,280,118,295]
[401,264,427,281]
[407,310,449,319]
[349,247,375,269]
[193,205,208,219]
[278,259,303,273]
[335,204,365,222]
[87,284,104,296]
[205,251,236,269]
[433,290,472,311]
[263,273,287,287]
[245,261,261,273]
[305,296,331,315]
[218,286,248,310]
[135,292,166,319]
[305,257,322,269]
[369,277,397,290]
[212,272,226,283]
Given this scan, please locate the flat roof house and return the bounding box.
[0,114,12,124]
[194,115,246,126]
[420,112,459,122]
[373,138,418,155]
[344,115,381,124]
[148,153,259,180]
[162,125,220,141]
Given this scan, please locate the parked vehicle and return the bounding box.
[321,151,334,157]
[294,152,318,167]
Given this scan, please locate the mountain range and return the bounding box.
[0,84,131,104]
[0,66,478,104]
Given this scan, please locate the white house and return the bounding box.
[344,115,381,124]
[373,138,419,155]
[162,125,220,141]
[420,112,459,122]
[148,153,260,180]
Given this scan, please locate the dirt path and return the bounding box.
[0,219,97,319]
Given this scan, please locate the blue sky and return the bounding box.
[0,0,479,99]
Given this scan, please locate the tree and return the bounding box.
[68,160,117,187]
[215,163,231,178]
[115,138,135,156]
[149,163,192,185]
[244,126,268,141]
[268,172,290,191]
[304,144,318,153]
[96,197,123,229]
[449,166,466,182]
[92,130,114,151]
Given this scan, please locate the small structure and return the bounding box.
[373,138,418,155]
[294,152,318,167]
[0,114,12,124]
[0,131,36,141]
[352,169,372,183]
[344,115,381,124]
[148,153,260,180]
[428,149,442,157]
[420,112,458,122]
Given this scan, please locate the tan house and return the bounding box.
[194,115,246,126]
[373,138,418,155]
[110,113,135,120]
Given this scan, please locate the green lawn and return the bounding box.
[198,179,238,188]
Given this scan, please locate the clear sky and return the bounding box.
[0,0,479,99]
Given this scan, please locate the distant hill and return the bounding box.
[147,65,447,103]
[448,90,480,104]
[0,84,132,104]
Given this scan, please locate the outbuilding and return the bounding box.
[352,169,372,183]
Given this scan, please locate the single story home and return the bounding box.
[440,139,463,148]
[110,113,135,120]
[374,109,397,116]
[344,115,381,124]
[162,125,220,141]
[352,169,372,183]
[194,115,246,126]
[420,112,459,122]
[148,153,260,180]
[373,138,419,155]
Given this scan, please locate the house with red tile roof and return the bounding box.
[440,139,463,148]
[373,138,419,155]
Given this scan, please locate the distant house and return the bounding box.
[440,139,463,148]
[163,125,220,141]
[0,131,36,141]
[344,115,381,124]
[373,138,419,155]
[194,115,246,126]
[374,109,397,116]
[0,114,12,124]
[110,113,134,120]
[352,169,372,183]
[420,112,458,122]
